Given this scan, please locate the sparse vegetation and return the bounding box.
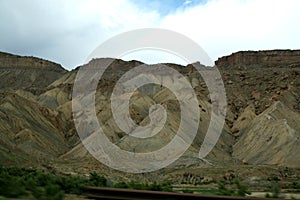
[0,166,174,199]
[283,181,300,189]
[265,182,281,198]
[216,179,251,197]
[0,166,107,199]
[216,181,235,196]
[177,179,251,196]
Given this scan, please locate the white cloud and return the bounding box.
[0,0,160,69]
[160,0,300,61]
[0,0,300,69]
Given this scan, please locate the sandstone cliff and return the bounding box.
[216,50,300,68]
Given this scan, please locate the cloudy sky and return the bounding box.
[0,0,300,70]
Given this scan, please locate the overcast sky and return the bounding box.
[0,0,300,70]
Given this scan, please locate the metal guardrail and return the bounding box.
[85,186,276,200]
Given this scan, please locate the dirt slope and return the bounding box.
[0,50,299,175]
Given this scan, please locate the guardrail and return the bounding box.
[85,186,276,200]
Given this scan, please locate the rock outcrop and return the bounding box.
[233,101,300,167]
[0,52,65,71]
[216,50,300,68]
[0,52,67,94]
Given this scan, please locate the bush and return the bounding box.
[114,181,129,189]
[216,180,251,197]
[0,166,173,199]
[234,179,251,197]
[89,172,107,187]
[216,181,235,196]
[283,182,300,189]
[0,166,106,199]
[0,174,26,197]
[57,176,87,194]
[266,182,281,198]
[44,184,65,200]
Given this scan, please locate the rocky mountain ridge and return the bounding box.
[0,52,65,71]
[0,50,300,182]
[0,52,67,94]
[216,50,300,68]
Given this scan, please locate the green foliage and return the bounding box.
[0,166,107,199]
[267,175,281,181]
[159,181,173,192]
[234,179,251,197]
[89,171,107,187]
[265,182,281,198]
[44,184,65,200]
[216,181,235,196]
[57,175,87,194]
[0,172,27,197]
[216,180,251,197]
[283,181,300,189]
[114,181,129,188]
[182,189,194,193]
[0,166,177,200]
[0,166,174,199]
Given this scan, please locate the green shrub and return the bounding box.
[283,182,300,189]
[234,179,251,196]
[0,166,173,199]
[266,182,281,198]
[216,180,251,197]
[0,174,26,197]
[89,172,107,187]
[0,166,105,199]
[44,184,65,200]
[57,176,86,194]
[114,181,129,188]
[216,181,235,196]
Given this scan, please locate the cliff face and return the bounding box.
[0,52,67,94]
[0,52,65,72]
[216,50,300,68]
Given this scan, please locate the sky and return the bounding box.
[0,0,300,70]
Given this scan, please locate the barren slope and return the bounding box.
[0,50,300,176]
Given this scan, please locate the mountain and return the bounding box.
[0,50,300,182]
[0,52,70,166]
[0,52,67,94]
[217,50,300,167]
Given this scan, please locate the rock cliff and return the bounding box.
[216,50,300,68]
[0,52,67,94]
